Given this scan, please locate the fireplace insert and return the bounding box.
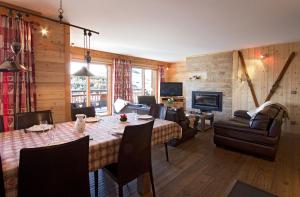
[192,91,223,112]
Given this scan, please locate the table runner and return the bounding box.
[0,113,182,197]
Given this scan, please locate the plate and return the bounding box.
[26,124,53,132]
[85,117,100,123]
[137,115,153,120]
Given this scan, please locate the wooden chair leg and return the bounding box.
[118,185,123,197]
[164,143,169,162]
[94,170,98,197]
[149,168,156,197]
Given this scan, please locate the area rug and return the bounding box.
[228,180,278,197]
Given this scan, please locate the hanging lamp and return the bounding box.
[73,30,94,77]
[0,12,28,72]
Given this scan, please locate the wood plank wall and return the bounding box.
[232,42,300,123]
[70,47,169,69]
[34,20,70,123]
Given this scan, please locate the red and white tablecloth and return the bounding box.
[0,113,182,197]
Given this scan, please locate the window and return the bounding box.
[132,67,157,103]
[70,62,110,115]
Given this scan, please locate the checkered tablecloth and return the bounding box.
[0,113,182,197]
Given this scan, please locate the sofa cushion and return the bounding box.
[230,117,250,125]
[214,120,268,136]
[249,106,281,130]
[249,111,270,130]
[234,110,251,120]
[214,126,278,146]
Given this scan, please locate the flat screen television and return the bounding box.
[160,82,183,97]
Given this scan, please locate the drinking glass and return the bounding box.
[47,125,56,145]
[132,110,138,120]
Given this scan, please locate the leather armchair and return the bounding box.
[213,104,285,160]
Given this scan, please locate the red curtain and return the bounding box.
[158,65,165,82]
[0,15,36,131]
[113,59,132,102]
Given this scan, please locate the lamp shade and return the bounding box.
[72,66,94,77]
[0,59,28,72]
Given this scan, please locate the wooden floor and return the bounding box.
[89,123,300,197]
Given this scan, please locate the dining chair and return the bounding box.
[71,105,98,193]
[0,115,4,132]
[149,104,169,162]
[138,96,156,106]
[0,155,5,197]
[15,110,53,130]
[149,104,167,119]
[103,120,156,197]
[18,136,90,197]
[71,106,96,121]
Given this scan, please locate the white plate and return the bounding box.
[85,117,100,123]
[137,115,153,120]
[26,125,53,132]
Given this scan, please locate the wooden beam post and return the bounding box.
[265,52,296,102]
[238,51,259,107]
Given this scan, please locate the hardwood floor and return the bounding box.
[90,123,300,197]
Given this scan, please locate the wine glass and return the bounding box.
[39,120,49,140]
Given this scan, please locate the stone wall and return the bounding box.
[166,52,233,120]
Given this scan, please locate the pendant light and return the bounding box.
[73,30,94,77]
[0,12,28,72]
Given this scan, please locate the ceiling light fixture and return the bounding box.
[72,30,94,77]
[0,12,28,72]
[41,28,48,37]
[260,54,269,59]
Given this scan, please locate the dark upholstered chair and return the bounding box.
[149,104,167,119]
[0,155,5,197]
[138,96,156,106]
[104,121,155,197]
[149,104,170,161]
[18,136,90,197]
[166,108,198,147]
[214,104,286,160]
[71,106,96,121]
[15,110,53,130]
[0,116,4,132]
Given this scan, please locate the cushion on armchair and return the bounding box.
[234,110,251,119]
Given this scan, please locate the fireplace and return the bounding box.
[192,91,223,112]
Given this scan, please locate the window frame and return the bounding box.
[70,60,112,116]
[131,66,158,102]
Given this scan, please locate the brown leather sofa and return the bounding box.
[213,104,285,160]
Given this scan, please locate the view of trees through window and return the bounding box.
[70,62,108,115]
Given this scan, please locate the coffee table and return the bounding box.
[186,111,214,132]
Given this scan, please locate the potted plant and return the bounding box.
[119,114,128,122]
[167,97,174,107]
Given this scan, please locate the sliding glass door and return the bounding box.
[70,62,110,115]
[132,67,157,103]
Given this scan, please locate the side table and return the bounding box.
[198,113,214,131]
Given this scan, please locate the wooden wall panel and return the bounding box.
[70,47,170,68]
[33,21,70,123]
[232,42,300,123]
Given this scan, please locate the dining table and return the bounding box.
[0,113,182,197]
